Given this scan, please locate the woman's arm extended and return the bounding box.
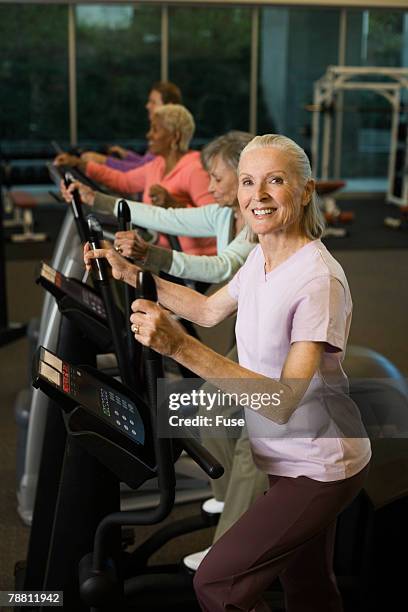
[130,298,324,425]
[84,246,237,326]
[155,277,237,326]
[93,191,229,238]
[167,234,254,283]
[86,160,147,194]
[114,229,254,284]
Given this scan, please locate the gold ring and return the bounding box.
[132,324,140,334]
[114,245,122,254]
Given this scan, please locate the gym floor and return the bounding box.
[0,200,407,603]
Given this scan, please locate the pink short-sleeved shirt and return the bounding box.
[228,240,371,481]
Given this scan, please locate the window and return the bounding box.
[168,6,251,142]
[346,10,407,67]
[258,6,340,161]
[0,4,69,154]
[76,4,161,149]
[341,10,408,179]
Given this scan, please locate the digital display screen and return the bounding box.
[36,347,154,468]
[41,263,57,284]
[40,263,106,319]
[42,349,63,373]
[39,361,61,387]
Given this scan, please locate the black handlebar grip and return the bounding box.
[87,216,109,283]
[182,437,224,480]
[137,271,159,368]
[64,172,84,219]
[137,270,157,302]
[65,172,89,243]
[117,199,131,231]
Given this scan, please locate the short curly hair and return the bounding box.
[153,104,195,153]
[151,81,182,105]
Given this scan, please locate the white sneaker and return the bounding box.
[323,226,347,238]
[202,497,225,514]
[183,547,211,571]
[384,216,402,229]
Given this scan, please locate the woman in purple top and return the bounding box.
[85,134,371,611]
[80,81,182,172]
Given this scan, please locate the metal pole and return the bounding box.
[249,6,259,134]
[387,89,400,204]
[68,4,78,146]
[322,100,332,180]
[334,9,347,179]
[161,5,169,82]
[311,83,320,176]
[0,186,8,329]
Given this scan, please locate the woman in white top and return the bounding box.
[86,134,370,611]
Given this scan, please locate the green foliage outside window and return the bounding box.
[0,5,69,151]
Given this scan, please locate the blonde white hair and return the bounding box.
[240,134,325,241]
[154,104,195,153]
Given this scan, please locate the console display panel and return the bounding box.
[40,263,106,320]
[36,347,153,466]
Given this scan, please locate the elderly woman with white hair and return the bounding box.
[86,133,371,611]
[55,104,215,256]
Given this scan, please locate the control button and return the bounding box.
[124,425,129,431]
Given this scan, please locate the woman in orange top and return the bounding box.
[55,104,215,256]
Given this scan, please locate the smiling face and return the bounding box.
[146,116,176,157]
[238,147,311,237]
[207,155,238,207]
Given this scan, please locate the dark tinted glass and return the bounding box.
[0,4,69,154]
[169,6,251,142]
[76,4,161,149]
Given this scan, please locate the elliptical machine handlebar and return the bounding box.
[117,198,131,232]
[135,269,224,477]
[117,200,142,385]
[182,437,224,480]
[87,216,110,283]
[64,171,89,244]
[87,215,135,388]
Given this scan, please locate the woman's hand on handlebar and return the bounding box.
[54,152,81,167]
[114,230,148,261]
[60,180,96,206]
[107,145,128,159]
[80,151,107,164]
[130,299,187,357]
[84,241,140,286]
[149,184,173,208]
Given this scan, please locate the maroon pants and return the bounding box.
[194,464,369,612]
